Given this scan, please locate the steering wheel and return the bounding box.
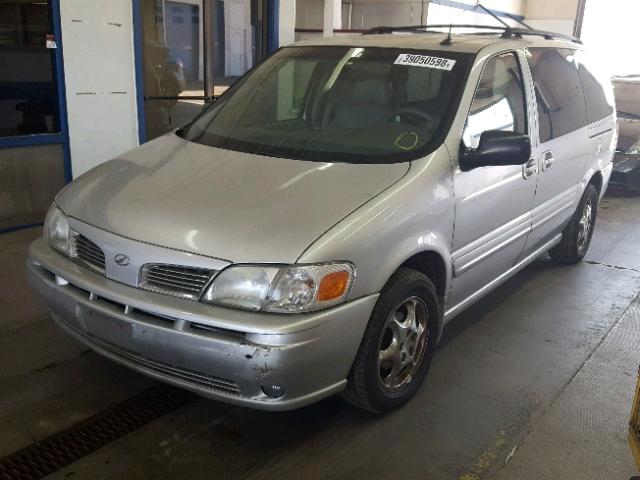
[393,108,432,127]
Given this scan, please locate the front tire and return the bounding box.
[342,268,441,413]
[549,183,598,264]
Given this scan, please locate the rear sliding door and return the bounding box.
[575,51,616,189]
[520,47,590,256]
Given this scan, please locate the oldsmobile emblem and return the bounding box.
[114,254,130,266]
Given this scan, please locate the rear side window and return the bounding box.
[526,48,587,143]
[462,52,527,149]
[575,52,615,124]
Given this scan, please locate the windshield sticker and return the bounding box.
[394,53,456,71]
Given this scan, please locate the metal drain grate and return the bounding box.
[0,385,196,480]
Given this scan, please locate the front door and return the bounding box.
[448,51,537,314]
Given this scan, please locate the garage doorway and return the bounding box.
[580,0,640,77]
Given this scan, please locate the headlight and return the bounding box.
[202,262,355,313]
[44,205,73,257]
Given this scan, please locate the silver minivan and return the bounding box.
[28,26,616,412]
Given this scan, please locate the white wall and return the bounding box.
[294,0,527,33]
[347,0,428,30]
[524,0,578,35]
[296,0,324,29]
[525,19,574,35]
[279,0,297,45]
[525,0,579,20]
[427,0,525,26]
[60,0,139,177]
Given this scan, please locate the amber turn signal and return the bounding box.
[317,270,351,302]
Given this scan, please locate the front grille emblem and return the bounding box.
[114,254,131,266]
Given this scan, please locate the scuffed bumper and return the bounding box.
[27,238,377,411]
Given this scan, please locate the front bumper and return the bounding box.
[27,238,377,410]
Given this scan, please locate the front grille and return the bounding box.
[140,264,216,300]
[73,233,106,274]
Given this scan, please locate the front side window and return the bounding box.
[180,46,472,163]
[462,52,527,149]
[526,48,587,143]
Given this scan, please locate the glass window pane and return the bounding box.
[463,52,527,149]
[141,0,268,140]
[526,48,588,143]
[575,52,615,124]
[0,0,59,137]
[211,0,264,96]
[141,0,205,140]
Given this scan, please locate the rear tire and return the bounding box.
[342,268,441,413]
[549,183,598,264]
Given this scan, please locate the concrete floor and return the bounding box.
[1,193,639,480]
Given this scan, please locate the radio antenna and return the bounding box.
[440,24,453,45]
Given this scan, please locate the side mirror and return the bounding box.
[459,130,531,172]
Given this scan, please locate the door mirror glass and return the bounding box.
[460,130,531,171]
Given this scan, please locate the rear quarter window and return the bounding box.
[575,52,615,124]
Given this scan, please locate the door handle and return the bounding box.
[541,150,554,171]
[523,157,538,179]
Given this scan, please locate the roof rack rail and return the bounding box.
[363,24,582,44]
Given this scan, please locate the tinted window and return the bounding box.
[0,0,60,137]
[526,48,587,143]
[575,52,614,124]
[180,46,472,163]
[463,52,527,149]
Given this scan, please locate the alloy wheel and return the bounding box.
[378,296,430,391]
[577,199,593,252]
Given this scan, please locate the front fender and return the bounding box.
[297,148,454,307]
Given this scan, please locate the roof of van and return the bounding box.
[291,32,580,54]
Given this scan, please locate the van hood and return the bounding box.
[56,134,410,263]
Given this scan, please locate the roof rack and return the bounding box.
[363,24,582,44]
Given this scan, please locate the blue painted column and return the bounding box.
[268,0,280,52]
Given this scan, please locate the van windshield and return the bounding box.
[179,46,472,163]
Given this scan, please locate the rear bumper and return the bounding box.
[27,238,377,411]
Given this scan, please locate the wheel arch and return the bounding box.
[394,249,450,342]
[580,167,606,202]
[399,250,448,301]
[589,170,604,197]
